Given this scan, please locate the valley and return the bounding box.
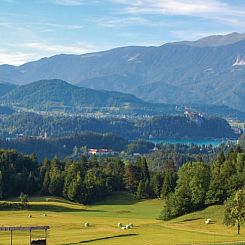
[0,6,245,243]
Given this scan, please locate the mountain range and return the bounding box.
[0,79,245,120]
[0,32,244,111]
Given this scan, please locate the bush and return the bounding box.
[160,193,184,220]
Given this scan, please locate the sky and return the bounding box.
[0,0,245,65]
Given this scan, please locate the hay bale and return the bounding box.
[205,220,210,224]
[121,226,126,230]
[43,213,47,217]
[126,225,130,229]
[129,223,133,228]
[84,222,89,227]
[29,214,32,218]
[118,223,122,227]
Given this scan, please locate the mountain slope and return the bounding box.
[0,79,156,112]
[0,33,244,111]
[0,82,16,96]
[1,79,245,119]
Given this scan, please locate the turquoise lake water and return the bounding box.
[148,139,236,147]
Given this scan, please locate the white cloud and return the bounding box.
[0,49,35,65]
[54,0,99,6]
[113,0,245,23]
[54,0,84,6]
[22,42,95,54]
[97,16,170,28]
[0,19,83,32]
[36,22,83,33]
[0,42,99,65]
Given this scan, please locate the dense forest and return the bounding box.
[0,150,166,203]
[0,112,236,140]
[0,106,15,115]
[0,140,244,213]
[0,132,235,162]
[146,143,217,171]
[0,79,173,116]
[0,132,128,160]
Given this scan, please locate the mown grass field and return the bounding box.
[0,193,245,245]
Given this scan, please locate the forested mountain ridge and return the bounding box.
[0,79,153,112]
[0,33,244,111]
[0,112,236,140]
[0,82,16,96]
[1,79,244,119]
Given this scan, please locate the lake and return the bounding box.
[148,138,237,147]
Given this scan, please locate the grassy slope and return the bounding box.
[0,193,245,245]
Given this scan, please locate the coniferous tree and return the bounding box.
[68,172,83,202]
[206,154,227,204]
[124,163,139,193]
[48,157,64,196]
[136,180,144,199]
[150,172,162,198]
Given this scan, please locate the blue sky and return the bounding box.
[0,0,244,65]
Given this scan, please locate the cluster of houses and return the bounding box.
[88,148,116,156]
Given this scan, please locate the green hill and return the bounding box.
[1,79,245,119]
[1,79,150,112]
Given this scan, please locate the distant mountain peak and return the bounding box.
[173,32,245,47]
[195,32,245,46]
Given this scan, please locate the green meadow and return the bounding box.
[0,193,245,245]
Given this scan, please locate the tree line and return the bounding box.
[0,149,177,204]
[160,146,245,221]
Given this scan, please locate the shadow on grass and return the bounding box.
[62,234,138,244]
[37,197,81,205]
[180,217,203,222]
[29,204,105,213]
[91,192,141,206]
[113,210,131,214]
